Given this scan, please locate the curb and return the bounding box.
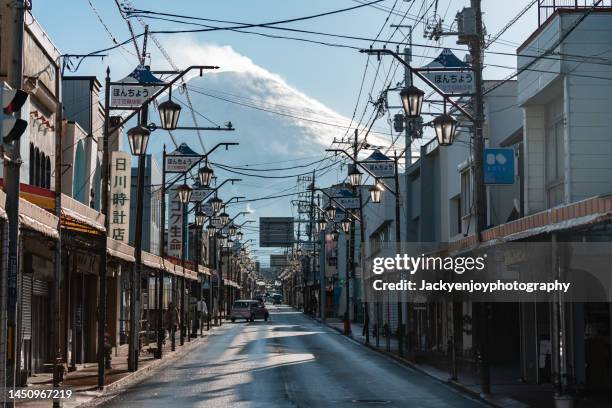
[315,317,502,408]
[76,326,227,407]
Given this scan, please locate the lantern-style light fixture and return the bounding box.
[228,223,237,236]
[227,238,234,247]
[217,234,227,247]
[348,166,363,187]
[195,210,207,227]
[296,248,303,257]
[210,196,223,213]
[369,183,382,203]
[433,113,458,146]
[317,218,328,232]
[236,231,244,241]
[177,183,193,204]
[331,228,340,241]
[341,217,351,234]
[324,204,336,221]
[207,224,216,238]
[198,162,214,187]
[219,211,230,225]
[158,98,182,130]
[127,125,151,156]
[400,85,425,118]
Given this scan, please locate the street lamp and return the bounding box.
[324,204,336,221]
[127,125,151,156]
[433,113,458,146]
[331,228,340,241]
[340,218,351,234]
[317,218,328,232]
[207,224,216,238]
[177,183,193,204]
[211,196,223,213]
[219,211,230,225]
[198,162,214,187]
[348,166,362,187]
[236,231,244,241]
[400,85,425,118]
[217,234,227,247]
[195,210,207,227]
[369,184,382,203]
[228,223,237,236]
[158,98,182,130]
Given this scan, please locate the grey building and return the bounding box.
[129,155,162,254]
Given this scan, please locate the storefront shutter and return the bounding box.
[22,275,32,340]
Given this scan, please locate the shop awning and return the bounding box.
[198,265,212,276]
[61,194,105,235]
[107,238,135,263]
[19,198,59,239]
[142,251,164,270]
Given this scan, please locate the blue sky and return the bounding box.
[34,0,539,119]
[33,1,541,265]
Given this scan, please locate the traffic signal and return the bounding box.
[1,83,28,144]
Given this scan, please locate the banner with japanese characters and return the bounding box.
[167,186,184,259]
[109,152,131,242]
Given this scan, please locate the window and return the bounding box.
[460,170,472,218]
[546,118,564,206]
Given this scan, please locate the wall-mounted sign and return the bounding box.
[167,186,184,258]
[109,151,131,242]
[484,148,515,185]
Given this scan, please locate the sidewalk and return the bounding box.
[18,323,227,408]
[321,317,610,408]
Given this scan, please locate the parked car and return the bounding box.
[231,300,269,322]
[272,294,282,305]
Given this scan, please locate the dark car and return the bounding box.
[272,294,282,305]
[230,300,269,322]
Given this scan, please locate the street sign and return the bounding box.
[109,65,163,109]
[191,187,212,203]
[421,49,475,95]
[165,143,203,173]
[333,188,360,209]
[260,217,294,247]
[364,150,394,178]
[484,148,515,185]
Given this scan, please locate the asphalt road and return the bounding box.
[100,305,486,407]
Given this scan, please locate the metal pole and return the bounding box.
[52,64,64,408]
[156,146,166,359]
[394,153,403,358]
[97,68,111,389]
[319,228,326,321]
[180,175,186,346]
[358,186,369,344]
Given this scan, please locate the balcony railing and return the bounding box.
[539,0,612,26]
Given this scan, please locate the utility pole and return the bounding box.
[308,170,315,315]
[391,23,413,359]
[2,0,26,394]
[129,103,148,371]
[98,68,111,389]
[469,0,490,395]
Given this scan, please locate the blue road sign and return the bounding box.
[484,148,514,185]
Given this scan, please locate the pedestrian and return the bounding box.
[164,301,180,343]
[197,299,208,334]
